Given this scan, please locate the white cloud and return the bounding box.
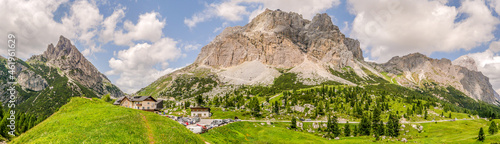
[113,11,166,46]
[183,43,202,51]
[490,40,500,53]
[348,0,500,62]
[213,22,229,33]
[0,0,128,58]
[465,41,500,93]
[488,0,500,15]
[184,0,341,28]
[106,38,182,93]
[61,0,104,56]
[100,7,126,44]
[0,0,70,59]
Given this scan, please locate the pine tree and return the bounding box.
[326,115,341,137]
[478,127,485,142]
[424,110,428,120]
[344,121,351,136]
[195,95,204,106]
[489,121,498,135]
[387,113,400,137]
[359,114,371,136]
[291,117,297,129]
[372,106,383,137]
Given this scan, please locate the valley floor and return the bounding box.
[201,120,500,143]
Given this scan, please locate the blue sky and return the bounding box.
[1,0,500,93]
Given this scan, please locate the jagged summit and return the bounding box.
[195,9,363,69]
[379,52,500,105]
[29,35,124,98]
[452,55,478,71]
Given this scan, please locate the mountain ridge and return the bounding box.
[138,9,500,106]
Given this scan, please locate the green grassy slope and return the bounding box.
[203,120,500,144]
[10,97,204,144]
[201,122,331,144]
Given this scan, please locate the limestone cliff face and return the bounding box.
[452,55,478,71]
[379,53,500,105]
[28,36,124,98]
[195,9,362,69]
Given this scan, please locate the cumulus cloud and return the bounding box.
[0,0,70,58]
[100,7,126,44]
[0,0,127,58]
[464,41,500,94]
[184,0,341,28]
[113,11,166,46]
[348,0,499,62]
[489,0,500,15]
[106,38,182,93]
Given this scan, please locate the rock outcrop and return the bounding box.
[452,55,478,71]
[191,9,367,86]
[379,53,500,105]
[18,70,48,91]
[195,9,362,69]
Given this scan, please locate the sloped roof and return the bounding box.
[113,96,156,105]
[113,96,126,105]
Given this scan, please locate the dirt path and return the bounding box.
[140,113,155,144]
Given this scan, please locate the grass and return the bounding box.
[201,122,331,143]
[202,119,500,144]
[11,97,204,144]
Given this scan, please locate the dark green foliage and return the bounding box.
[489,121,498,135]
[387,113,400,137]
[249,97,261,117]
[359,114,371,136]
[195,95,204,106]
[478,127,485,142]
[344,121,351,136]
[326,115,340,137]
[290,117,297,129]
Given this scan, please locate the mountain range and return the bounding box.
[2,9,499,119]
[137,9,500,105]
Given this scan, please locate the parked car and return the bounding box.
[211,119,224,126]
[305,119,311,121]
[192,117,201,123]
[223,119,233,123]
[187,125,204,134]
[299,118,305,121]
[179,122,187,126]
[235,119,241,122]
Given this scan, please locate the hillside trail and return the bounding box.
[140,113,155,144]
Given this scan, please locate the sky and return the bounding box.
[1,0,499,94]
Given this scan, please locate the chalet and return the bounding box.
[114,96,163,113]
[190,107,211,118]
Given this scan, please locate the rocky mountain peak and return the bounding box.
[308,13,338,32]
[380,52,500,105]
[196,9,363,70]
[246,9,309,33]
[31,35,124,97]
[452,55,478,71]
